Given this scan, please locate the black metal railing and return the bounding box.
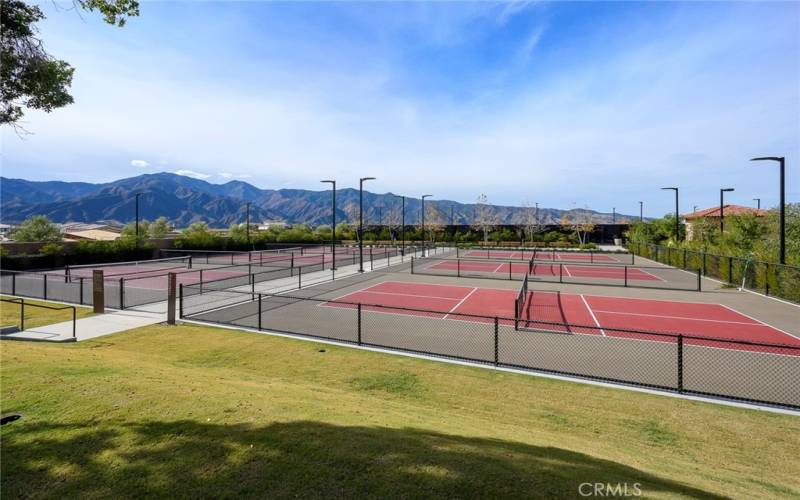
[179,286,800,410]
[629,243,800,304]
[0,297,77,340]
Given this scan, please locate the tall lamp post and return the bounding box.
[639,201,643,222]
[751,156,785,264]
[661,187,680,242]
[421,194,432,257]
[612,207,616,224]
[321,180,336,269]
[134,192,142,248]
[358,177,375,272]
[753,198,761,210]
[245,202,251,246]
[396,195,405,255]
[719,188,734,233]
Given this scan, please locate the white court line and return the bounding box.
[580,294,606,336]
[717,304,800,341]
[589,309,770,327]
[443,287,479,320]
[493,263,505,274]
[563,265,573,277]
[635,267,667,282]
[349,289,467,302]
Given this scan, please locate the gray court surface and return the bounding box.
[182,252,800,409]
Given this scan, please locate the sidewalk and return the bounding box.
[0,308,165,343]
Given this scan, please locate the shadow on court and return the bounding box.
[2,419,724,498]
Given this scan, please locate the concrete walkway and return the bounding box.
[0,308,165,343]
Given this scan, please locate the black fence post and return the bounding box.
[697,269,702,292]
[683,249,687,269]
[120,277,125,310]
[677,335,684,393]
[11,274,15,296]
[494,317,499,366]
[72,307,76,340]
[624,266,628,287]
[508,262,512,280]
[357,303,362,345]
[80,278,84,305]
[457,259,461,278]
[590,251,594,264]
[728,256,733,283]
[179,283,184,318]
[559,263,563,284]
[298,267,302,289]
[20,299,24,331]
[258,294,262,330]
[43,274,48,300]
[251,278,255,299]
[702,252,707,276]
[411,257,415,274]
[764,262,770,296]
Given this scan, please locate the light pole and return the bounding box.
[396,195,405,255]
[753,198,761,210]
[661,187,680,242]
[612,207,616,224]
[719,188,734,233]
[245,202,251,246]
[135,192,142,248]
[750,156,785,264]
[421,194,432,256]
[359,177,375,272]
[321,180,336,269]
[693,205,698,213]
[639,201,643,222]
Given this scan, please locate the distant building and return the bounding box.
[60,222,123,241]
[258,220,290,230]
[0,223,15,241]
[683,205,768,240]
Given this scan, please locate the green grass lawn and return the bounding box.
[0,296,93,330]
[1,324,798,498]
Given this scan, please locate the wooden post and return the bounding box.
[92,270,105,314]
[167,272,176,325]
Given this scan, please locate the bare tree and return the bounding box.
[384,200,403,243]
[472,194,498,244]
[569,206,596,245]
[521,200,543,245]
[424,202,445,244]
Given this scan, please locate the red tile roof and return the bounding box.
[683,205,769,220]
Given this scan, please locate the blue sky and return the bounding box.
[2,1,798,216]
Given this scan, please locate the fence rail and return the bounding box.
[629,243,800,304]
[179,286,800,410]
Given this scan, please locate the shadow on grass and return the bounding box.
[2,419,725,498]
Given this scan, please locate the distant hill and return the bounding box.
[0,173,638,228]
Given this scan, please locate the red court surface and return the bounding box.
[464,250,619,262]
[322,281,800,352]
[429,260,661,282]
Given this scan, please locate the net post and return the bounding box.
[494,317,499,366]
[457,259,460,277]
[357,303,362,345]
[514,299,519,331]
[188,256,193,269]
[559,263,563,284]
[508,262,512,280]
[677,335,684,393]
[291,254,294,268]
[590,251,594,263]
[624,266,628,287]
[697,268,701,292]
[411,257,414,274]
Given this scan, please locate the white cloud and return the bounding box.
[219,172,253,179]
[174,169,212,180]
[131,159,149,167]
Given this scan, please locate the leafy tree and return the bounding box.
[149,217,170,238]
[1,0,139,127]
[121,219,150,241]
[12,215,61,242]
[176,222,221,249]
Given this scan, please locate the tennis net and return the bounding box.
[65,256,192,279]
[514,273,530,330]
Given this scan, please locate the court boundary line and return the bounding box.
[443,287,479,320]
[717,304,800,341]
[580,294,606,336]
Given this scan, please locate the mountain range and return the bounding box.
[0,173,637,228]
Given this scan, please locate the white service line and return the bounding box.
[589,309,771,327]
[580,294,606,336]
[444,287,479,320]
